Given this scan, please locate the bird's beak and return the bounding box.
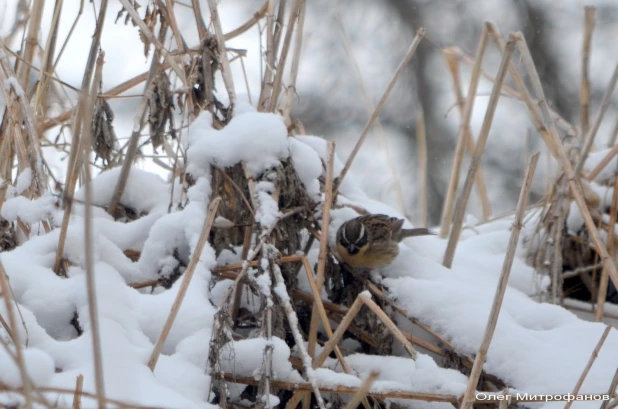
[348,245,356,253]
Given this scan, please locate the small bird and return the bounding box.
[336,214,434,269]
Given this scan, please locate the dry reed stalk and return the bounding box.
[459,152,539,409]
[33,0,63,122]
[207,0,237,104]
[333,28,424,198]
[81,52,107,409]
[117,0,186,83]
[586,144,618,181]
[224,1,269,41]
[342,371,380,409]
[308,141,335,357]
[601,367,618,409]
[0,41,47,196]
[440,29,491,238]
[268,0,302,112]
[443,47,492,221]
[608,118,618,148]
[220,373,611,404]
[107,56,162,217]
[299,257,354,376]
[284,295,365,409]
[147,197,221,370]
[0,260,32,409]
[442,35,518,269]
[53,0,109,274]
[361,296,418,359]
[581,7,596,136]
[417,109,428,226]
[15,0,44,87]
[564,325,612,409]
[514,32,618,298]
[595,174,618,321]
[161,0,186,53]
[575,62,618,176]
[336,15,408,217]
[257,0,277,110]
[72,374,84,409]
[190,0,208,40]
[2,384,165,409]
[281,0,306,121]
[305,141,336,409]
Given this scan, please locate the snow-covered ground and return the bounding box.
[0,106,617,409]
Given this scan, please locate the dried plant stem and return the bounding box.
[284,295,365,409]
[221,373,606,404]
[337,15,407,217]
[333,28,424,198]
[72,375,84,409]
[442,35,517,269]
[117,0,186,83]
[601,367,618,409]
[417,109,428,226]
[281,0,306,120]
[564,325,612,409]
[258,0,277,110]
[300,256,371,409]
[224,1,268,41]
[575,62,618,176]
[343,371,379,409]
[108,55,162,216]
[53,0,109,274]
[515,32,618,298]
[440,28,491,238]
[207,0,237,104]
[15,0,44,87]
[595,174,618,321]
[268,0,302,111]
[0,40,47,196]
[459,152,539,409]
[147,197,221,370]
[586,144,618,181]
[443,46,491,221]
[308,141,335,357]
[0,260,32,409]
[81,52,106,409]
[581,7,596,136]
[305,141,336,409]
[361,296,418,359]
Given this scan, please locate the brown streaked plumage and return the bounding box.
[336,214,434,269]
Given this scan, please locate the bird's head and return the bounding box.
[338,218,369,255]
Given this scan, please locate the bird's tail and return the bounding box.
[397,227,436,241]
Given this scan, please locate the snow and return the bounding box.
[1,94,617,409]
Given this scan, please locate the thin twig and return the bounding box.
[575,62,618,176]
[333,28,424,198]
[72,374,84,409]
[147,197,221,370]
[440,28,491,237]
[342,371,380,409]
[459,152,539,409]
[308,141,335,357]
[417,109,428,226]
[587,144,618,181]
[207,0,237,104]
[596,174,618,321]
[52,0,109,274]
[564,325,612,409]
[580,7,596,137]
[443,35,517,268]
[82,52,107,409]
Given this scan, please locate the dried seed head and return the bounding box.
[147,70,176,150]
[91,97,118,166]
